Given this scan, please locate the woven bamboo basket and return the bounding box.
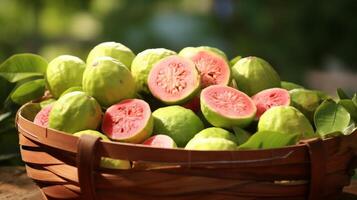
[16,102,357,200]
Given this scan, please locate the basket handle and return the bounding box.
[77,134,101,200]
[300,138,326,200]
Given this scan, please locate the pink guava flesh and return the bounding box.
[102,99,151,140]
[202,85,255,118]
[142,134,175,148]
[190,51,230,88]
[252,88,290,118]
[148,55,200,104]
[33,105,52,127]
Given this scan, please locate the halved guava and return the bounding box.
[252,88,290,119]
[148,55,200,105]
[102,99,153,143]
[200,85,256,129]
[179,48,230,88]
[34,105,52,127]
[142,134,177,148]
[131,48,176,94]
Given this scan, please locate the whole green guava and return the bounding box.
[231,56,281,96]
[48,91,102,133]
[152,106,204,147]
[192,127,237,143]
[73,130,131,169]
[46,55,86,98]
[258,106,316,139]
[131,48,176,94]
[82,57,136,107]
[86,42,135,69]
[185,138,237,151]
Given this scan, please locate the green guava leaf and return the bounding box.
[338,99,357,122]
[314,99,351,138]
[0,53,47,82]
[232,126,251,145]
[10,79,45,105]
[238,131,299,150]
[337,88,350,100]
[0,77,15,108]
[353,93,357,107]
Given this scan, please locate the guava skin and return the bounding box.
[82,57,136,107]
[258,106,316,139]
[45,55,86,98]
[185,138,237,151]
[102,99,154,144]
[289,89,322,121]
[86,42,135,69]
[281,81,304,91]
[231,56,281,96]
[60,86,82,97]
[192,127,237,144]
[48,91,102,134]
[73,130,131,169]
[131,48,176,94]
[152,106,204,147]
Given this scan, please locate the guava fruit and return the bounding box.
[102,99,153,143]
[192,127,237,143]
[289,89,322,121]
[185,138,237,151]
[73,130,131,170]
[231,56,281,96]
[82,56,136,107]
[152,105,204,147]
[86,42,135,69]
[131,48,176,94]
[45,55,86,98]
[60,86,82,97]
[258,106,315,139]
[179,46,228,61]
[142,134,177,148]
[40,98,56,108]
[148,55,201,104]
[34,105,52,127]
[48,91,102,133]
[200,85,256,129]
[252,88,290,119]
[179,47,231,88]
[229,55,242,67]
[281,81,304,91]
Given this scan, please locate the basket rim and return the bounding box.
[16,102,356,164]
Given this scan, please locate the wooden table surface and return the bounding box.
[1,167,357,200]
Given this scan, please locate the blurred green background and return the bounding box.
[0,0,356,165]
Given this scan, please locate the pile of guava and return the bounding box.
[32,42,356,168]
